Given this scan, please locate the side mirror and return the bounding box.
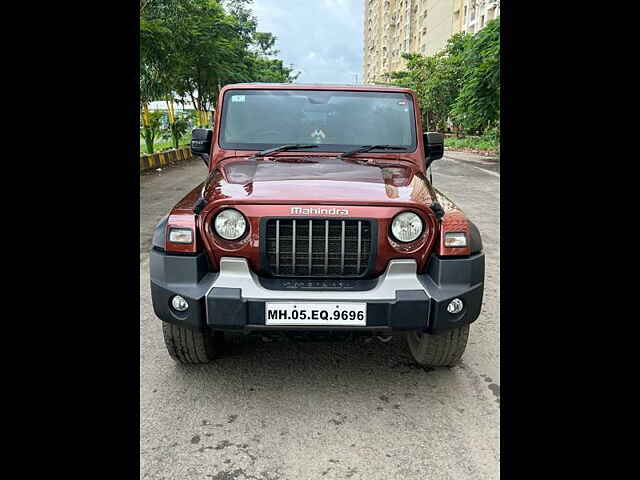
[191,128,212,166]
[424,131,444,164]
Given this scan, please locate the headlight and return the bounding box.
[444,232,467,248]
[214,209,247,240]
[391,211,424,243]
[168,228,193,244]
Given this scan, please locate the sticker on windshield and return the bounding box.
[310,128,326,143]
[231,95,245,103]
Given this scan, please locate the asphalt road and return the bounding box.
[140,152,500,480]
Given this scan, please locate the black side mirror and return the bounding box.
[424,132,444,164]
[191,128,212,166]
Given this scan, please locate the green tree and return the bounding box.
[141,110,165,155]
[140,0,298,130]
[253,31,277,55]
[164,1,236,116]
[387,33,471,132]
[384,19,499,136]
[451,18,500,134]
[249,56,299,83]
[140,0,186,104]
[161,113,190,149]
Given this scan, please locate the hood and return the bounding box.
[203,156,438,207]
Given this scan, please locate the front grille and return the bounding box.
[264,218,374,277]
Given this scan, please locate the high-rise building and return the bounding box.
[454,0,500,35]
[363,0,499,83]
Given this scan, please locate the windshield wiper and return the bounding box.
[252,144,318,159]
[339,145,407,158]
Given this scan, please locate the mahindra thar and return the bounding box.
[150,83,484,367]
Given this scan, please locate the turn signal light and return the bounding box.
[169,228,193,244]
[444,232,467,248]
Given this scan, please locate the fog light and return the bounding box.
[171,295,189,312]
[447,298,464,314]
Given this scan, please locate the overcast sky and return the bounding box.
[251,0,364,84]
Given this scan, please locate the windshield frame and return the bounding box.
[217,88,418,154]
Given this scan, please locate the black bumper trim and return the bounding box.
[205,289,430,331]
[150,249,484,334]
[150,249,217,329]
[420,253,485,332]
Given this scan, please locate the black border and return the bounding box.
[17,1,141,477]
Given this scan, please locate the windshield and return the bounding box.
[219,89,417,153]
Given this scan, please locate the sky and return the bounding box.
[251,0,364,84]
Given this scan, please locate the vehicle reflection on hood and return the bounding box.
[203,156,439,206]
[223,156,413,186]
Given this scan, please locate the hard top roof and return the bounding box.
[221,83,414,93]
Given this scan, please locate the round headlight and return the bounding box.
[391,211,424,243]
[214,209,247,240]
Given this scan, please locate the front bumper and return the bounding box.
[150,250,484,334]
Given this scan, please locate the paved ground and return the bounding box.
[140,153,500,480]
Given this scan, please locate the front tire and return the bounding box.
[162,322,224,364]
[406,325,469,367]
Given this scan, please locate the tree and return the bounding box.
[167,1,255,124]
[387,33,471,132]
[140,0,298,131]
[141,110,164,155]
[385,19,499,136]
[161,112,190,149]
[253,31,278,56]
[451,18,500,134]
[249,31,299,82]
[140,0,186,103]
[429,33,472,134]
[248,56,298,83]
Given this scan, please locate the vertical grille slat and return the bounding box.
[340,220,345,275]
[275,219,280,275]
[292,219,296,273]
[265,218,372,278]
[324,220,329,275]
[308,219,312,275]
[357,220,362,273]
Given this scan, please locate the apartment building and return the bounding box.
[454,0,500,35]
[363,0,499,83]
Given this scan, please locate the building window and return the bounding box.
[481,15,485,27]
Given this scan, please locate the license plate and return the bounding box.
[265,302,367,326]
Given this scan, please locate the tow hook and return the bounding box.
[376,335,393,343]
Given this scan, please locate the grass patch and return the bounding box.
[140,134,191,156]
[445,134,499,154]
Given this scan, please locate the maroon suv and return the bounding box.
[150,83,484,366]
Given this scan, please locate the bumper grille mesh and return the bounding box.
[264,219,373,277]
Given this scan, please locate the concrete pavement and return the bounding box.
[140,153,500,480]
